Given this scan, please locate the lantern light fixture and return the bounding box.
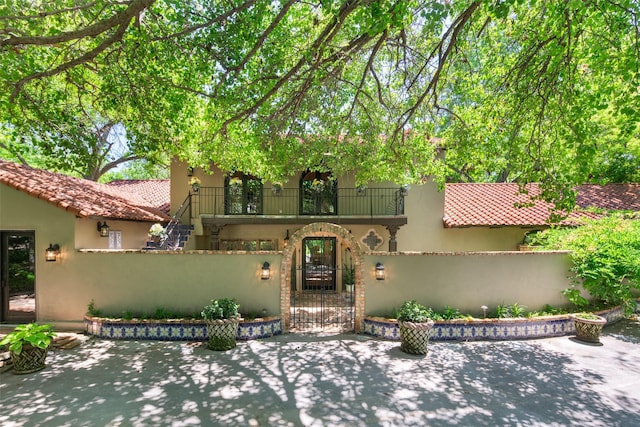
[97,221,110,237]
[375,262,385,280]
[45,244,60,262]
[261,262,271,280]
[283,229,290,248]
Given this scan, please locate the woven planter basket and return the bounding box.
[573,315,607,344]
[11,345,48,374]
[398,320,435,355]
[205,318,240,351]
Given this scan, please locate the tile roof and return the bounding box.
[0,159,170,222]
[107,179,170,214]
[443,183,640,227]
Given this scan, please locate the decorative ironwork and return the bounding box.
[289,237,355,332]
[191,187,406,217]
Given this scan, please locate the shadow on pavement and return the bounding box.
[1,320,639,426]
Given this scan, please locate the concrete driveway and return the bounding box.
[1,318,639,426]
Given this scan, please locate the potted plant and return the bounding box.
[343,267,355,293]
[201,298,241,351]
[0,323,56,374]
[189,176,201,192]
[271,182,283,195]
[572,312,607,343]
[396,300,435,355]
[148,223,167,244]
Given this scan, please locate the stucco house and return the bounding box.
[1,158,638,332]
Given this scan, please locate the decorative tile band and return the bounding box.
[84,316,282,341]
[364,305,625,342]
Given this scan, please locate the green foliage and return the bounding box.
[495,303,527,319]
[87,299,101,317]
[574,312,603,321]
[396,300,431,323]
[441,306,462,320]
[122,310,134,321]
[0,323,55,355]
[536,215,640,312]
[201,298,240,321]
[1,0,638,204]
[154,306,173,319]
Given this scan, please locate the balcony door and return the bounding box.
[225,172,263,214]
[300,171,337,215]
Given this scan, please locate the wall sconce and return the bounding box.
[261,262,271,280]
[45,244,60,262]
[283,229,290,248]
[97,221,110,237]
[375,262,385,280]
[187,166,194,176]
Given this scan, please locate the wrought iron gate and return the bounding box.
[290,237,355,332]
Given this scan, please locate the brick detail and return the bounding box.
[280,223,366,333]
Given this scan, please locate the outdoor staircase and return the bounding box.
[144,194,193,251]
[162,224,194,250]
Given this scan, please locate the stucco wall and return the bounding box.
[363,251,572,317]
[37,247,571,325]
[1,184,76,320]
[75,218,156,250]
[42,251,282,322]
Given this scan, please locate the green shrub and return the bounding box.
[0,323,56,355]
[87,299,101,317]
[536,215,640,312]
[396,300,431,323]
[441,305,462,320]
[201,298,240,320]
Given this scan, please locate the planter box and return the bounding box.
[84,315,282,341]
[364,304,625,342]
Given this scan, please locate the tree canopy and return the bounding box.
[1,0,639,207]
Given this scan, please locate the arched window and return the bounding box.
[225,172,263,214]
[300,170,337,215]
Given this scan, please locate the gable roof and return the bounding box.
[0,159,170,222]
[443,183,640,228]
[107,179,170,214]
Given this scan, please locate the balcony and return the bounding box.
[191,187,407,228]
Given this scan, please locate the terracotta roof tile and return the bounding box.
[0,160,170,222]
[107,179,170,214]
[443,183,639,227]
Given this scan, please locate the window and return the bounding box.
[225,172,263,214]
[108,231,122,249]
[300,170,337,215]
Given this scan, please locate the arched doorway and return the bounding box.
[280,223,365,333]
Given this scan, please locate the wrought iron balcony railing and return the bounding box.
[190,187,405,218]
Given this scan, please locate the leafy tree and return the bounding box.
[534,214,640,312]
[0,1,638,204]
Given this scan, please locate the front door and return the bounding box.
[0,232,36,323]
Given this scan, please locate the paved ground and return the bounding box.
[1,318,639,427]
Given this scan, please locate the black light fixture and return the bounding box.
[283,229,290,248]
[261,262,271,280]
[187,166,194,176]
[45,244,60,262]
[375,262,385,280]
[97,221,110,237]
